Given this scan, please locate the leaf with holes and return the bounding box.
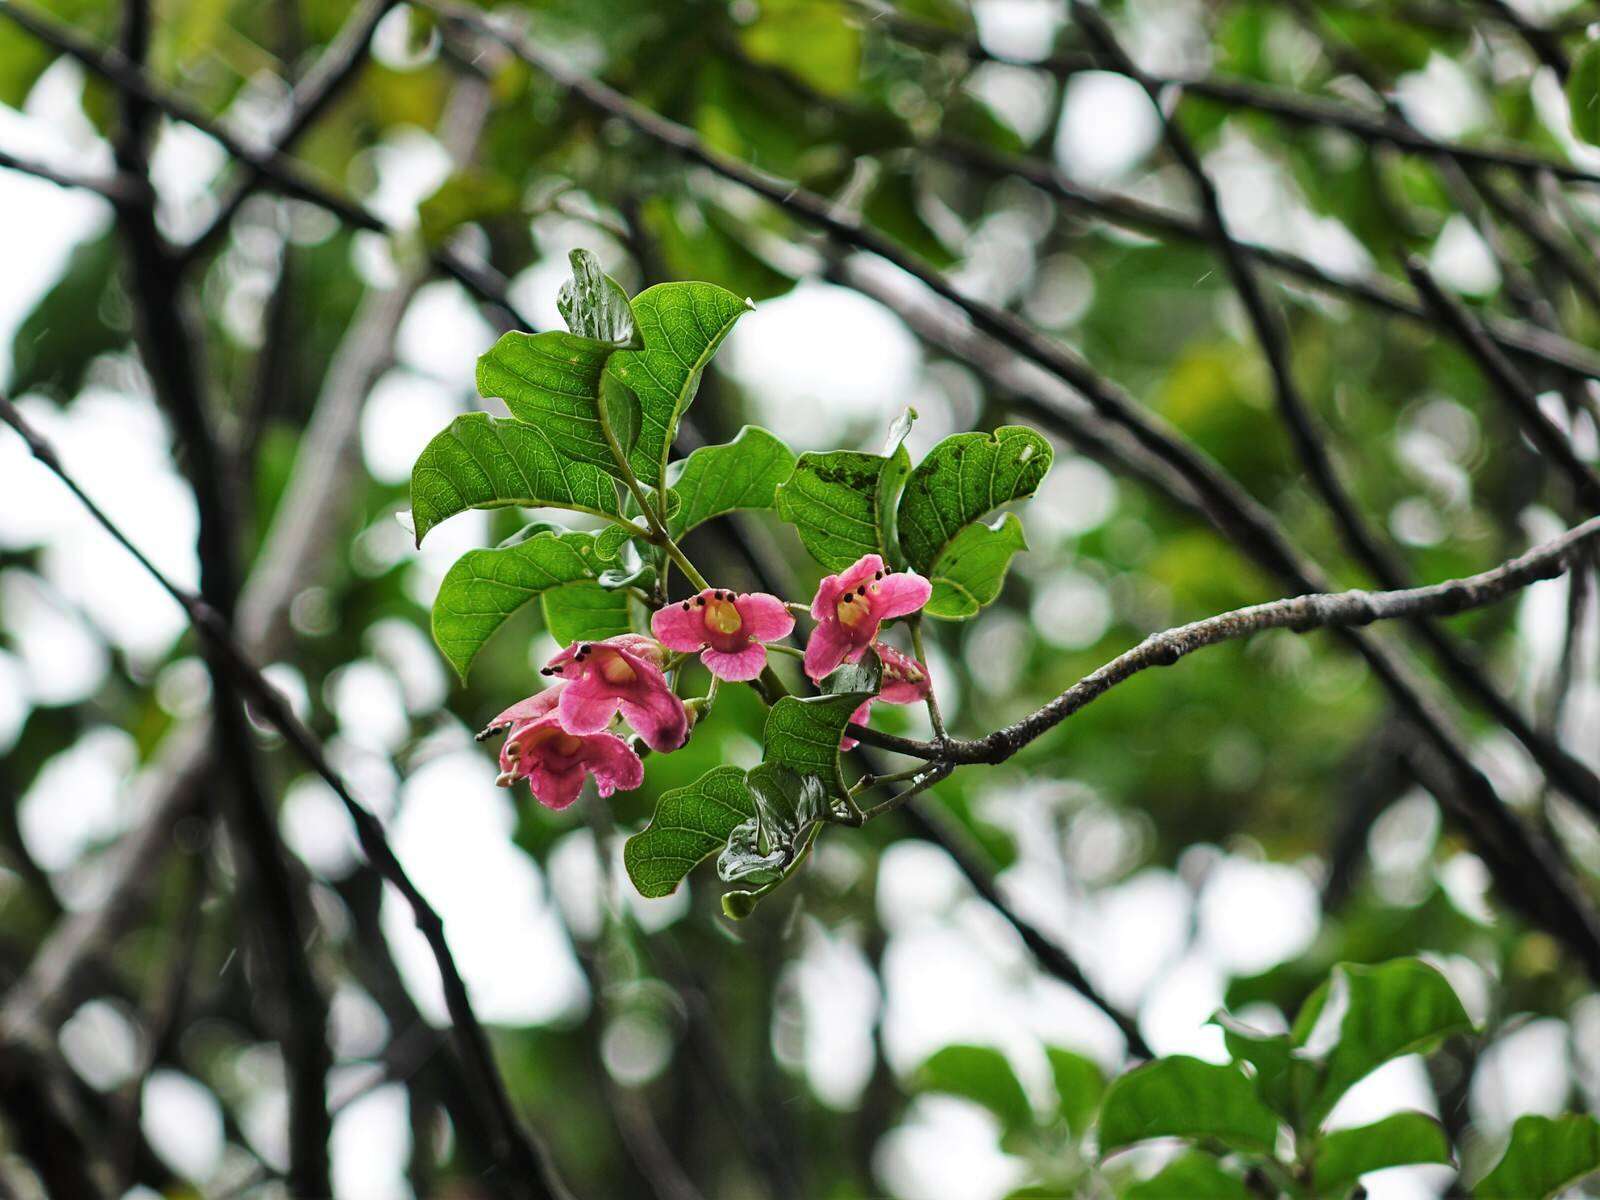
[1311,1111,1450,1198]
[432,531,608,681]
[1474,1114,1600,1200]
[624,766,756,899]
[1098,1056,1280,1155]
[408,413,622,544]
[557,248,639,347]
[605,281,753,491]
[666,425,796,538]
[896,427,1052,620]
[541,581,633,645]
[776,447,911,571]
[1293,959,1473,1128]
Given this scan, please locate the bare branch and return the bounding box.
[852,512,1600,766]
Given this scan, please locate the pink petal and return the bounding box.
[619,686,690,752]
[840,698,874,750]
[609,633,671,668]
[868,571,932,622]
[809,555,883,620]
[876,643,931,703]
[526,763,587,810]
[557,680,622,735]
[841,554,885,591]
[803,619,856,681]
[581,734,645,797]
[485,686,562,735]
[809,572,841,621]
[701,643,769,682]
[651,597,710,651]
[736,592,794,642]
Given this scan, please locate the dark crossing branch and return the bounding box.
[1407,258,1600,512]
[0,393,568,1200]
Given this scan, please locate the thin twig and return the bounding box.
[0,145,140,204]
[856,1,1600,186]
[0,0,531,329]
[182,0,398,262]
[851,512,1600,766]
[1406,258,1600,512]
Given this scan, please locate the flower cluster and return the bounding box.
[483,553,934,810]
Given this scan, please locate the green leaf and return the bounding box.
[924,512,1030,619]
[914,1045,1033,1134]
[763,653,880,797]
[624,766,756,898]
[431,532,604,681]
[896,427,1052,620]
[557,248,638,346]
[1568,40,1600,145]
[666,426,797,538]
[739,0,860,96]
[600,369,644,464]
[540,581,633,645]
[864,164,957,269]
[642,194,796,303]
[418,168,520,247]
[1045,1047,1106,1138]
[1125,1154,1254,1200]
[1297,960,1474,1126]
[475,330,623,479]
[1212,1013,1314,1127]
[408,413,622,544]
[775,446,912,572]
[1474,1114,1600,1200]
[1312,1111,1450,1198]
[717,763,826,886]
[9,233,124,400]
[605,281,752,490]
[1098,1056,1280,1155]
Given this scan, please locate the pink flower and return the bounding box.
[804,554,932,681]
[541,634,689,752]
[651,588,795,682]
[480,685,644,810]
[841,643,932,749]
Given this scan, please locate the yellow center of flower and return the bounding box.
[835,589,873,628]
[600,654,636,685]
[704,597,743,636]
